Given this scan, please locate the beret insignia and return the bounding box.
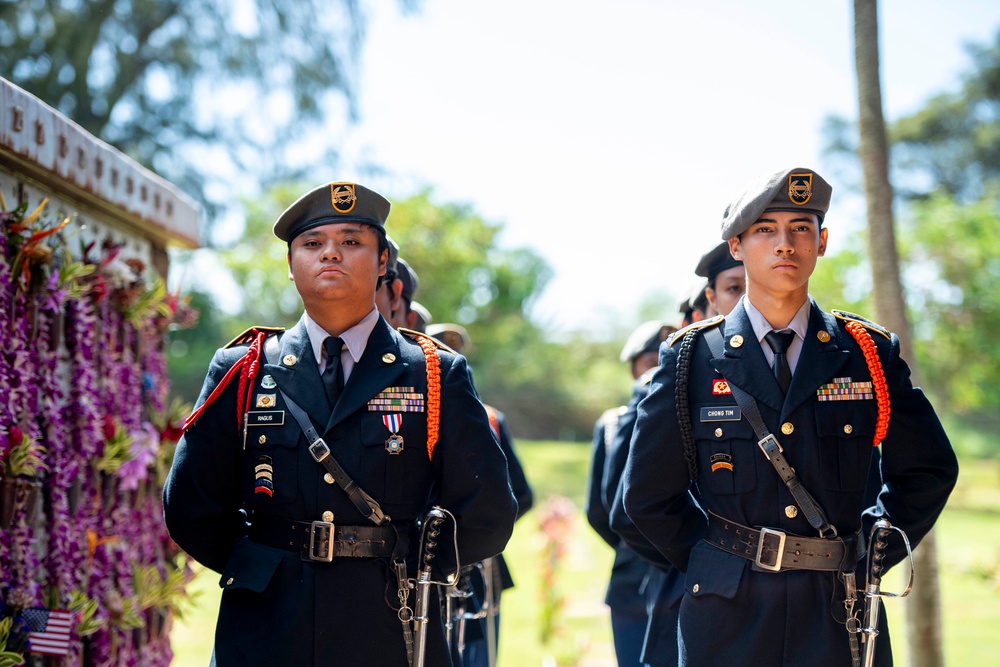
[788,172,813,205]
[330,183,357,213]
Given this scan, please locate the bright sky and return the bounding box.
[331,0,999,336]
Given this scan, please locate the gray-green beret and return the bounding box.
[427,323,469,353]
[695,241,743,283]
[620,320,676,363]
[721,167,832,240]
[273,182,390,242]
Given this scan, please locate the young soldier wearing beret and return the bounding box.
[164,182,517,666]
[621,167,957,666]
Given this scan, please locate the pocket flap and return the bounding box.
[219,538,286,593]
[684,541,747,600]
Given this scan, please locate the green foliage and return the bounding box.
[0,617,25,667]
[0,1,377,222]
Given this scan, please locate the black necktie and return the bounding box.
[322,336,345,409]
[764,330,794,393]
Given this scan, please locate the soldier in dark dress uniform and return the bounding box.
[164,182,517,666]
[586,320,674,667]
[621,167,958,667]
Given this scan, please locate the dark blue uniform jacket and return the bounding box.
[622,299,957,667]
[164,316,517,666]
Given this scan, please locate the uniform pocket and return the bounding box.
[692,412,757,495]
[361,411,431,505]
[683,541,746,599]
[219,538,285,593]
[244,420,300,508]
[815,401,876,492]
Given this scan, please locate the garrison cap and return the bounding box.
[620,320,676,363]
[396,258,419,303]
[273,182,390,242]
[695,241,743,284]
[427,323,470,354]
[721,167,832,240]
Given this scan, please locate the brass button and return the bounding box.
[817,330,831,343]
[844,424,854,435]
[781,422,794,435]
[226,577,234,586]
[382,353,396,363]
[785,505,799,519]
[729,335,744,348]
[692,583,700,594]
[282,354,297,366]
[714,428,723,438]
[258,435,266,445]
[323,473,335,485]
[322,510,334,523]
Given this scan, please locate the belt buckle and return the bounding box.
[309,521,335,562]
[755,527,786,572]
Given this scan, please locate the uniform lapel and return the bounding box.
[782,303,850,417]
[262,318,330,428]
[325,318,408,433]
[709,302,786,413]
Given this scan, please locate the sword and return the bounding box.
[412,506,460,667]
[861,518,914,667]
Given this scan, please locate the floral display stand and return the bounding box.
[0,77,200,666]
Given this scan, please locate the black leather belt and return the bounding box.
[249,514,396,562]
[705,511,863,572]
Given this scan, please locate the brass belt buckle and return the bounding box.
[309,521,335,562]
[756,527,786,572]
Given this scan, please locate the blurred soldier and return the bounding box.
[696,241,746,318]
[622,167,958,666]
[164,182,517,666]
[392,258,421,330]
[374,235,404,324]
[586,321,673,667]
[427,322,534,667]
[410,301,432,333]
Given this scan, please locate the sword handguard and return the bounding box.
[861,518,914,667]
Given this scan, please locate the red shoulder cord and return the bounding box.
[182,330,270,432]
[415,335,442,460]
[844,321,891,446]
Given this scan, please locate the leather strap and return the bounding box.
[704,511,863,572]
[704,328,834,537]
[249,514,396,560]
[264,335,389,526]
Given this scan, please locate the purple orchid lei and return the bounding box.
[2,205,196,666]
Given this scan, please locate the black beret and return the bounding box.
[721,167,832,240]
[620,320,676,363]
[396,258,419,303]
[273,182,390,242]
[695,241,743,284]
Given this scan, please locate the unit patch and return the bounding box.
[700,406,742,422]
[254,455,274,497]
[788,172,813,205]
[368,387,425,412]
[710,453,734,472]
[817,377,873,401]
[256,393,276,408]
[712,379,732,395]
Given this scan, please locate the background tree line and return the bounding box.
[3,1,999,447]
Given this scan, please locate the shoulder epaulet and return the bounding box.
[832,310,891,340]
[399,327,455,354]
[224,326,285,349]
[667,315,724,347]
[639,367,657,385]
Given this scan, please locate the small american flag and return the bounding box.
[23,607,74,656]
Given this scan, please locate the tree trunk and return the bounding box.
[853,2,946,666]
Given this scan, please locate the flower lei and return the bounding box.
[844,320,891,446]
[1,196,195,665]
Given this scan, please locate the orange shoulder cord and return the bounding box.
[416,335,442,460]
[182,330,270,432]
[844,321,891,446]
[484,405,501,441]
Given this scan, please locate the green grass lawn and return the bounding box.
[170,441,1000,666]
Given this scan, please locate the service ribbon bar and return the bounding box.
[817,377,874,401]
[368,387,426,412]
